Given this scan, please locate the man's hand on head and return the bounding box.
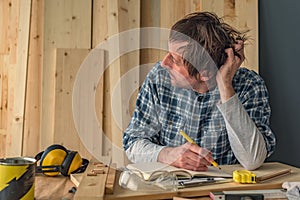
[216,40,245,103]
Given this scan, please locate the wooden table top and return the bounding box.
[35,162,297,200]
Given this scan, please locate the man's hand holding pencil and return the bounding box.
[179,130,221,170]
[157,130,220,171]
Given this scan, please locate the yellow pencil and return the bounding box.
[179,130,221,170]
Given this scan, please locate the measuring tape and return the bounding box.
[233,170,257,183]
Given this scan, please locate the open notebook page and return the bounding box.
[126,162,232,180]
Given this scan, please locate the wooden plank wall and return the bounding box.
[0,0,258,166]
[0,0,31,157]
[201,0,258,72]
[0,0,12,157]
[99,0,140,166]
[23,0,43,156]
[41,0,92,153]
[9,0,32,156]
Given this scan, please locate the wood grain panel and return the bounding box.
[0,0,10,54]
[23,0,44,157]
[42,0,92,150]
[0,55,8,157]
[105,0,123,166]
[54,48,92,159]
[6,0,31,156]
[98,0,140,167]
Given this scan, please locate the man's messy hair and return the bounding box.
[169,12,248,77]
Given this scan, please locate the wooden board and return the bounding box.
[100,0,141,167]
[0,55,8,157]
[23,0,44,157]
[54,48,93,159]
[70,173,83,187]
[42,0,92,150]
[105,163,117,194]
[71,48,105,159]
[140,0,163,83]
[0,0,40,158]
[105,0,123,167]
[0,129,6,157]
[91,0,106,166]
[0,0,10,54]
[160,0,199,28]
[70,162,117,194]
[6,0,31,156]
[74,157,111,200]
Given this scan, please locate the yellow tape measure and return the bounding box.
[233,170,257,183]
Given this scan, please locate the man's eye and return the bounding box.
[169,54,181,65]
[169,55,174,62]
[173,59,180,65]
[170,56,176,63]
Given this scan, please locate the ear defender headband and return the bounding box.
[35,144,89,176]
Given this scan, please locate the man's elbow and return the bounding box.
[241,151,267,170]
[242,158,264,170]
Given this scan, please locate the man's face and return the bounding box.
[161,41,199,89]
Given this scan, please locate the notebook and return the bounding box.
[126,162,232,181]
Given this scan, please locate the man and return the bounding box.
[123,12,276,171]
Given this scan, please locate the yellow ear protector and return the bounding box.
[35,144,89,176]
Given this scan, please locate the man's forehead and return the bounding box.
[168,41,188,55]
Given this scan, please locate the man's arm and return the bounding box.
[217,94,268,170]
[125,138,165,163]
[216,41,275,170]
[123,63,165,163]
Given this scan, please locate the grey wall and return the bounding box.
[259,0,300,167]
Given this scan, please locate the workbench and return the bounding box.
[35,162,300,200]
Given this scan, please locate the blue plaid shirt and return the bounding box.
[123,62,276,165]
